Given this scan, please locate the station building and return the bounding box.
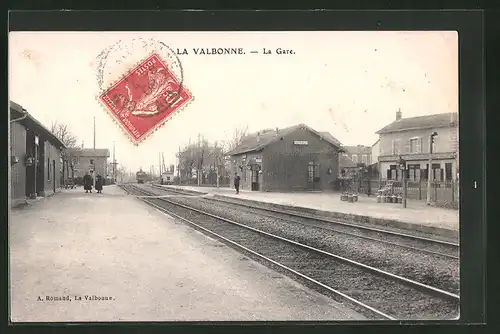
[68,148,110,179]
[226,124,344,192]
[10,101,66,207]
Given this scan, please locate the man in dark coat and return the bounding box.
[234,173,241,194]
[83,172,93,193]
[95,174,103,193]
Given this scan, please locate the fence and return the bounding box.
[352,179,459,209]
[176,174,231,187]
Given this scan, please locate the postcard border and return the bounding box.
[5,8,487,332]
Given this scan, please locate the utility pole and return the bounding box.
[178,145,181,185]
[162,152,166,175]
[426,132,438,205]
[197,134,202,186]
[158,152,162,180]
[215,141,220,189]
[112,141,116,184]
[92,116,96,190]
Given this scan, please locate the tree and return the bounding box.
[223,125,248,153]
[208,141,226,188]
[176,126,248,186]
[50,121,80,183]
[50,121,78,148]
[115,164,129,183]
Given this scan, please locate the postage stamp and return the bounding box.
[95,38,193,144]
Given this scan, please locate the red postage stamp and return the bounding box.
[98,53,193,144]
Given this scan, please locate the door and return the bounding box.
[251,168,259,191]
[53,160,56,192]
[307,162,320,191]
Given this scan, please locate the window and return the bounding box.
[388,165,398,180]
[426,163,443,181]
[445,163,453,181]
[432,163,443,181]
[391,139,401,155]
[308,162,320,182]
[409,137,422,154]
[351,154,358,163]
[362,154,368,164]
[408,164,421,181]
[47,158,50,181]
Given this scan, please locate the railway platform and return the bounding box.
[156,185,459,238]
[9,185,365,322]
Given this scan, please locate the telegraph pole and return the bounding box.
[426,132,438,205]
[178,146,181,185]
[158,152,162,180]
[92,116,96,190]
[112,141,116,184]
[215,141,220,189]
[197,134,201,186]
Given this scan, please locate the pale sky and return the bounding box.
[9,31,458,173]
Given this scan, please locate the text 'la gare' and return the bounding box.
[175,48,296,55]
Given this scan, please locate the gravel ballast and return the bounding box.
[134,184,459,294]
[142,196,459,320]
[166,195,459,294]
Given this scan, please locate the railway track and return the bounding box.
[121,183,459,320]
[142,183,460,293]
[147,183,459,260]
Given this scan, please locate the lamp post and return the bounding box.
[398,156,407,208]
[426,132,438,205]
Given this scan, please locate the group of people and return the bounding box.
[83,172,104,194]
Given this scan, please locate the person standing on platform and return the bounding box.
[234,172,241,194]
[95,174,103,194]
[83,172,93,193]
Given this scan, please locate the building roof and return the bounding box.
[372,138,380,147]
[339,154,357,169]
[68,148,110,157]
[226,124,344,156]
[10,101,66,150]
[343,145,372,155]
[318,131,343,147]
[376,112,458,134]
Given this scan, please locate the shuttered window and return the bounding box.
[392,139,401,155]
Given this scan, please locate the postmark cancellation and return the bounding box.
[95,38,194,145]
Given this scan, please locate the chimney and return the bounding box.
[275,127,279,136]
[396,108,402,121]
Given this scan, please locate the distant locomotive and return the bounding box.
[136,170,148,184]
